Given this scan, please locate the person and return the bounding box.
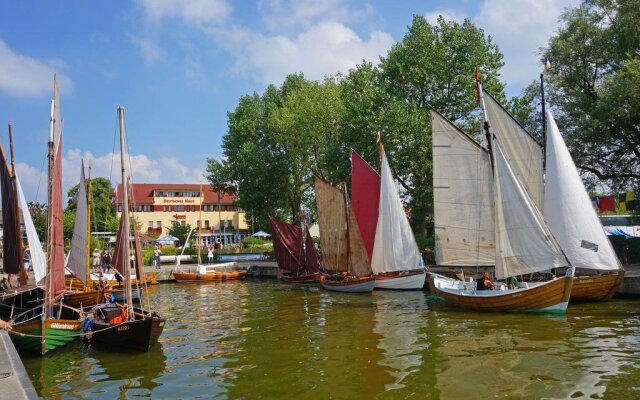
[23,248,31,271]
[115,271,123,286]
[207,245,214,264]
[102,250,112,273]
[0,277,8,290]
[92,248,101,272]
[476,271,496,290]
[0,320,11,331]
[508,276,519,290]
[154,246,162,270]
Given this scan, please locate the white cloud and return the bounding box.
[425,9,467,25]
[258,0,372,33]
[128,34,166,64]
[472,0,579,89]
[0,40,73,97]
[220,21,394,84]
[137,0,231,26]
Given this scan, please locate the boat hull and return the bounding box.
[10,317,82,355]
[106,288,142,302]
[172,271,247,282]
[571,270,625,302]
[321,275,375,293]
[277,269,321,283]
[429,273,573,313]
[89,317,154,352]
[64,290,105,308]
[374,270,426,290]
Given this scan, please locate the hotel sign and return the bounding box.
[162,198,196,204]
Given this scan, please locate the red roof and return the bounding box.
[114,183,237,205]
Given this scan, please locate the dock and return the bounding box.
[0,331,38,400]
[142,261,278,282]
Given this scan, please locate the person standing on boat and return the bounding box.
[154,246,162,269]
[92,248,101,272]
[23,248,31,271]
[207,245,214,264]
[102,250,112,273]
[477,271,496,290]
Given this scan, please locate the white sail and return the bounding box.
[371,151,422,274]
[544,111,621,271]
[484,91,544,210]
[67,162,89,282]
[493,139,568,279]
[432,111,495,266]
[15,175,46,284]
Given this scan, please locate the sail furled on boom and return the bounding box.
[484,91,544,211]
[493,139,567,280]
[67,162,89,283]
[544,111,620,271]
[432,111,495,266]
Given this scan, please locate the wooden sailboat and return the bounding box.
[314,176,375,293]
[84,106,165,352]
[172,185,247,282]
[429,87,574,312]
[10,76,84,354]
[270,216,321,282]
[543,110,624,301]
[483,90,624,301]
[361,148,426,290]
[64,161,105,308]
[0,123,45,321]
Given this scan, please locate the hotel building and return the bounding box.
[115,183,249,245]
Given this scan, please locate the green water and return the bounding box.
[21,280,640,399]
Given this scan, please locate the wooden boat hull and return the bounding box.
[133,307,166,346]
[429,273,574,313]
[172,270,247,282]
[89,317,154,352]
[374,270,426,290]
[64,290,105,308]
[320,275,375,293]
[570,270,625,302]
[277,269,321,283]
[10,317,82,355]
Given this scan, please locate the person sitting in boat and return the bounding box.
[0,319,11,331]
[115,271,123,286]
[477,271,496,290]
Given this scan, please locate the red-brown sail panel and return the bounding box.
[113,215,127,275]
[351,151,380,261]
[270,217,304,272]
[314,177,349,273]
[347,202,372,277]
[49,136,65,300]
[0,144,20,274]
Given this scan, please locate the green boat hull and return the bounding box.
[11,326,81,355]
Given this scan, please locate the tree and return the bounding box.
[539,0,640,191]
[28,201,47,241]
[66,176,118,232]
[167,222,192,247]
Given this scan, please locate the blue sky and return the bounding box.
[0,0,577,203]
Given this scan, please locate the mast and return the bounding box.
[475,67,494,171]
[118,107,134,318]
[198,183,203,264]
[540,59,549,171]
[8,123,26,286]
[86,160,92,285]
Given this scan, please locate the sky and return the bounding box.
[0,0,578,204]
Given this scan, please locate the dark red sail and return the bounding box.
[270,217,304,272]
[304,228,320,273]
[0,144,20,274]
[351,150,380,261]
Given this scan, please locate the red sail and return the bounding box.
[49,136,65,300]
[351,150,380,261]
[270,217,304,272]
[0,144,20,274]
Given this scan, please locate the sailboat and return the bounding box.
[270,216,321,282]
[0,123,45,320]
[483,90,624,301]
[64,161,105,308]
[365,147,426,290]
[84,106,165,352]
[314,176,375,292]
[10,76,85,354]
[428,99,574,311]
[543,110,624,300]
[172,186,247,282]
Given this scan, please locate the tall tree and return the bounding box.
[540,0,640,190]
[66,177,118,232]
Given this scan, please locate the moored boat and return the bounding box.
[172,263,247,282]
[270,216,321,283]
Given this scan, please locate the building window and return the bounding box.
[148,221,153,228]
[175,205,184,212]
[205,220,210,228]
[172,220,178,227]
[156,221,162,228]
[117,205,122,212]
[181,221,186,226]
[143,205,151,212]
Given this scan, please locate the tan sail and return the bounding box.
[314,177,348,273]
[346,203,371,277]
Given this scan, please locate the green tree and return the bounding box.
[28,201,47,241]
[167,222,192,247]
[539,0,640,190]
[66,176,118,232]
